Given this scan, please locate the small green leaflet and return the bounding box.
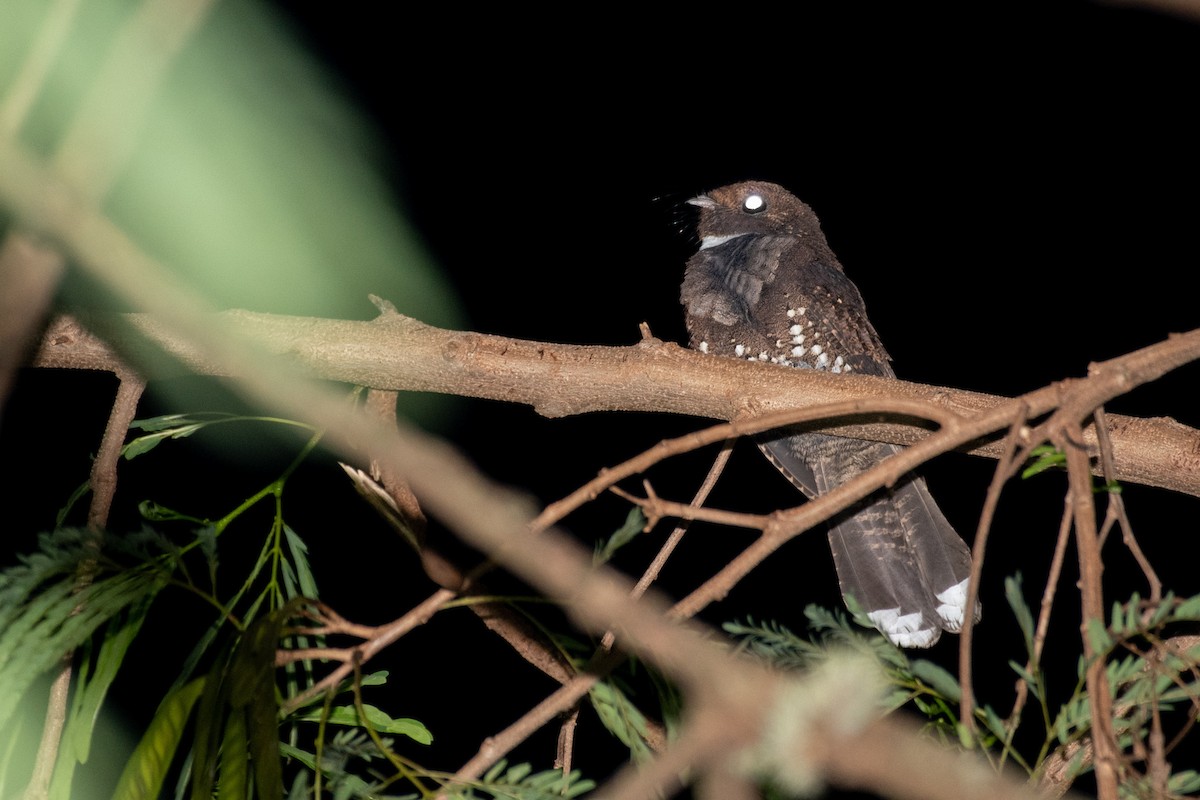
[293,704,432,744]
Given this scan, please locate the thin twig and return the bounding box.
[1032,503,1080,796]
[960,405,1032,734]
[1093,406,1161,602]
[609,483,771,532]
[630,443,734,601]
[555,706,579,774]
[280,588,456,715]
[449,649,627,787]
[356,386,578,685]
[1060,422,1120,800]
[460,443,736,780]
[535,398,960,532]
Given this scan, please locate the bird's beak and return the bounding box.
[687,194,715,209]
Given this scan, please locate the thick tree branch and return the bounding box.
[30,312,1200,498]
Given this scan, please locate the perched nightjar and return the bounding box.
[681,180,978,647]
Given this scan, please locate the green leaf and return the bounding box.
[503,762,532,784]
[1008,661,1041,701]
[1054,709,1070,744]
[111,678,206,800]
[1110,600,1125,634]
[283,525,319,600]
[1004,574,1034,650]
[191,653,234,800]
[593,507,647,566]
[245,688,283,800]
[483,759,508,784]
[138,500,203,523]
[1149,592,1175,626]
[449,762,595,800]
[49,598,155,800]
[55,481,92,528]
[589,679,652,761]
[1021,445,1066,479]
[128,413,217,432]
[122,414,236,459]
[229,611,288,800]
[1085,618,1114,654]
[979,705,1008,741]
[217,709,248,800]
[910,659,962,703]
[0,533,166,733]
[1175,593,1200,619]
[1169,770,1200,794]
[293,705,433,744]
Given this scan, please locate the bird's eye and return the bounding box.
[742,194,766,214]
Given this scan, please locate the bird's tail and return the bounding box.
[759,434,979,648]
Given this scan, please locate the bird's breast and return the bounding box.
[684,237,871,374]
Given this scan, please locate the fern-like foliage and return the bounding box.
[0,528,170,733]
[725,576,1200,796]
[449,759,595,800]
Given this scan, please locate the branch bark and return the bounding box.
[30,311,1200,498]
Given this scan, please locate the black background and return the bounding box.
[5,2,1200,796]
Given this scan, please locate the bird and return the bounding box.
[680,180,978,648]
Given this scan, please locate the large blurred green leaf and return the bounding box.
[3,0,461,324]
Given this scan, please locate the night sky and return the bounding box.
[5,2,1200,795]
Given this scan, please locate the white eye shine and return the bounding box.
[742,193,766,214]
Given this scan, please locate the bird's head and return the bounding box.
[688,181,823,243]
